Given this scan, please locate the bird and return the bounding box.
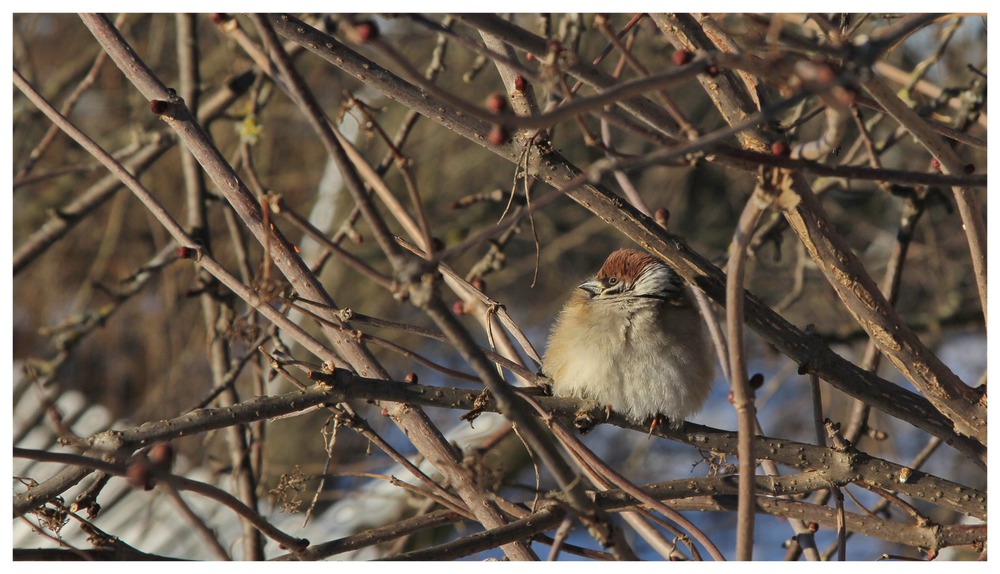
[542,248,714,430]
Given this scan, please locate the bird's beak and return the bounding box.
[578,279,602,297]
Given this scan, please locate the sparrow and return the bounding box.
[542,249,714,429]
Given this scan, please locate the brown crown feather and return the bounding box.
[596,248,657,281]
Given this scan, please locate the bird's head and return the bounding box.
[578,248,685,303]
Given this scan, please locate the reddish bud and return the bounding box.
[526,52,536,62]
[471,277,486,292]
[833,86,857,108]
[486,93,507,113]
[654,207,670,229]
[771,141,790,157]
[353,20,378,43]
[705,65,720,77]
[513,75,527,93]
[149,100,169,115]
[672,49,693,66]
[727,390,735,404]
[176,246,198,260]
[126,457,154,490]
[964,163,975,174]
[210,13,230,24]
[452,301,465,315]
[488,124,509,146]
[148,442,175,469]
[814,63,835,85]
[404,372,418,384]
[931,158,941,170]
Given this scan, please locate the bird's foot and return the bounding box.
[647,414,670,438]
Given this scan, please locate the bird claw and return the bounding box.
[647,414,668,438]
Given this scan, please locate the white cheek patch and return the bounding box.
[632,263,681,298]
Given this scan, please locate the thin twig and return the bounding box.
[725,182,768,561]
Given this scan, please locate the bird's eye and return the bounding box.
[607,277,619,286]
